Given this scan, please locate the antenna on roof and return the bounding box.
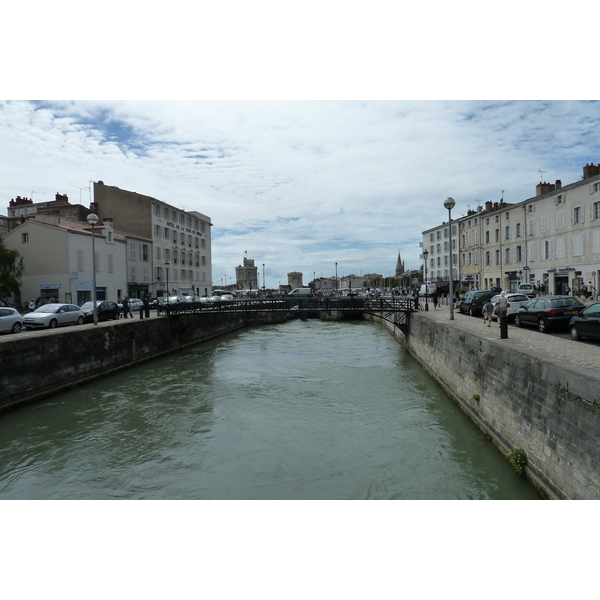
[539,170,546,182]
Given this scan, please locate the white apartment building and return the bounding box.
[2,217,128,305]
[422,162,600,296]
[93,181,212,297]
[421,220,459,285]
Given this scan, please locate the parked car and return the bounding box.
[80,300,119,323]
[459,290,496,317]
[514,296,585,332]
[489,293,530,321]
[569,302,600,341]
[516,283,537,299]
[23,303,85,329]
[183,295,201,303]
[129,298,144,311]
[0,307,24,334]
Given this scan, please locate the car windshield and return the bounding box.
[80,302,97,310]
[549,298,583,308]
[33,304,60,313]
[509,295,529,302]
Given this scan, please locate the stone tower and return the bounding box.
[235,256,258,290]
[287,271,303,288]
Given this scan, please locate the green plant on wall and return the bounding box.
[506,446,527,476]
[471,393,480,402]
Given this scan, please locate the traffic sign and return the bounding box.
[593,271,597,277]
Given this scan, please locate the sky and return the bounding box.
[3,99,600,289]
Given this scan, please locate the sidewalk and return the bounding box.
[421,301,600,375]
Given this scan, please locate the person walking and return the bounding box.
[431,288,439,310]
[482,299,494,327]
[494,291,508,325]
[122,296,132,318]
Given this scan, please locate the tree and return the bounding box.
[0,243,24,300]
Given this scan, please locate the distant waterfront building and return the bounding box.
[6,193,91,231]
[235,256,258,290]
[92,181,212,298]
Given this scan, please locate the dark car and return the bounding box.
[459,290,496,317]
[569,302,600,341]
[80,300,119,323]
[514,296,585,333]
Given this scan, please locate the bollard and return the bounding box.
[500,315,508,339]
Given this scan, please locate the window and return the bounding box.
[515,223,522,237]
[504,225,511,240]
[485,251,491,266]
[495,250,500,265]
[555,211,565,229]
[430,233,434,242]
[143,267,149,283]
[544,240,552,260]
[22,233,29,243]
[495,229,499,242]
[173,250,178,264]
[573,234,583,257]
[130,265,137,281]
[485,230,490,244]
[141,244,149,261]
[556,237,565,259]
[154,225,161,237]
[593,201,600,221]
[527,218,535,235]
[156,246,162,260]
[505,248,511,264]
[106,230,113,243]
[129,242,137,260]
[527,241,536,262]
[572,206,584,225]
[595,182,600,192]
[594,230,600,253]
[77,249,84,271]
[516,246,522,262]
[527,204,535,213]
[540,215,550,232]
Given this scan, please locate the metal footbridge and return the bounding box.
[160,296,421,333]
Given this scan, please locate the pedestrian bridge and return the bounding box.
[160,296,421,334]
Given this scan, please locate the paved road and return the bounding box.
[422,301,600,375]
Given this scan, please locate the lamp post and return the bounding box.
[262,263,265,291]
[87,213,99,325]
[165,260,170,304]
[444,196,456,320]
[423,248,429,311]
[335,262,338,294]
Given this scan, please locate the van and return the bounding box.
[288,288,312,296]
[419,283,437,296]
[517,283,536,298]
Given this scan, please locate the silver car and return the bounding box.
[23,303,85,329]
[0,307,24,334]
[490,293,530,321]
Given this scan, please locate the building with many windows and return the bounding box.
[422,163,600,296]
[92,181,212,297]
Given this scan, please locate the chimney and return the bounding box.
[536,181,556,196]
[55,193,69,204]
[582,163,600,180]
[485,201,493,212]
[555,180,562,190]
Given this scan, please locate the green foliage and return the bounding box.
[0,243,24,299]
[506,446,527,476]
[471,393,480,402]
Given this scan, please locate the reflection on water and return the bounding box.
[0,320,539,499]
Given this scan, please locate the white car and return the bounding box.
[23,303,84,329]
[0,307,24,334]
[490,293,530,321]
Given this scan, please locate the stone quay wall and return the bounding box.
[369,313,600,499]
[0,311,286,413]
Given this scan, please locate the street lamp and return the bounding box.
[262,263,265,291]
[87,213,99,325]
[423,248,429,311]
[335,262,338,294]
[165,260,170,303]
[444,196,456,320]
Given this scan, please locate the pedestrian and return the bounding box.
[494,291,508,325]
[431,288,439,310]
[565,284,571,296]
[28,299,35,312]
[582,282,588,299]
[482,299,494,327]
[453,291,460,308]
[122,296,132,318]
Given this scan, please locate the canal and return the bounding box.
[0,319,540,499]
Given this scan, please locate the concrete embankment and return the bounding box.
[368,311,600,499]
[0,311,286,413]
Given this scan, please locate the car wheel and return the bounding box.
[77,316,84,325]
[12,322,22,333]
[570,325,581,341]
[538,318,548,333]
[514,315,522,327]
[49,319,58,328]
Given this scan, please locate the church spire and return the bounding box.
[395,252,405,277]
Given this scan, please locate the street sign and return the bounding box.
[593,271,597,277]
